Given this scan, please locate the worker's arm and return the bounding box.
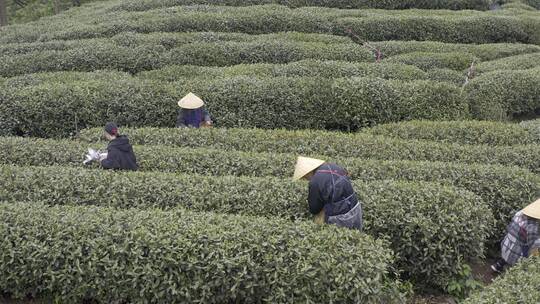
[203,108,211,122]
[100,149,117,169]
[308,182,324,214]
[176,109,186,128]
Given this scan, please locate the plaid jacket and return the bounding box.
[501,211,540,265]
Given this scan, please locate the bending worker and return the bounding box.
[100,122,138,171]
[176,92,212,128]
[491,198,540,273]
[293,156,362,230]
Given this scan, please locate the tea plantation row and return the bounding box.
[0,164,491,288]
[1,4,539,44]
[1,136,537,237]
[1,69,539,136]
[2,35,539,77]
[0,202,405,303]
[111,0,493,11]
[79,127,540,172]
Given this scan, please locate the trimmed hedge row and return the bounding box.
[463,257,540,304]
[1,136,537,238]
[385,52,477,71]
[2,33,539,63]
[336,14,540,44]
[0,40,375,77]
[1,5,538,44]
[137,60,429,82]
[112,0,492,11]
[364,120,538,145]
[370,41,540,61]
[520,119,540,142]
[476,52,540,73]
[0,164,492,287]
[501,1,538,10]
[79,127,540,173]
[0,73,468,137]
[4,31,539,77]
[426,68,464,86]
[0,32,352,57]
[0,202,404,303]
[465,68,540,120]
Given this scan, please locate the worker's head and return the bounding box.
[104,122,119,141]
[293,156,325,181]
[178,92,204,110]
[522,198,540,221]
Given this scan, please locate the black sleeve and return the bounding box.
[176,110,186,127]
[101,149,118,169]
[308,181,324,214]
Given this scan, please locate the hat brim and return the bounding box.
[522,198,540,220]
[178,93,204,109]
[293,157,325,181]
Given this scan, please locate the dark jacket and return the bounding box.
[308,163,359,211]
[176,108,211,128]
[101,135,138,171]
[308,163,362,229]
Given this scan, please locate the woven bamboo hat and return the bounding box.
[522,198,540,219]
[293,156,325,181]
[178,92,204,109]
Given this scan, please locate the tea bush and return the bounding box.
[463,257,540,303]
[520,119,540,142]
[0,202,404,303]
[79,127,540,173]
[0,136,537,239]
[364,120,538,145]
[1,5,539,44]
[337,14,539,44]
[370,41,540,61]
[0,165,493,287]
[0,73,467,137]
[0,40,374,77]
[465,68,540,120]
[476,52,540,73]
[385,52,477,71]
[137,60,429,82]
[426,68,465,85]
[112,0,492,11]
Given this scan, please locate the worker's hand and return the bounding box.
[99,153,108,161]
[530,248,539,257]
[200,121,213,128]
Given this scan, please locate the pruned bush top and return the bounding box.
[112,0,493,11]
[465,68,540,120]
[0,136,537,240]
[0,164,493,288]
[0,72,468,137]
[364,120,538,145]
[1,5,539,44]
[79,127,540,173]
[0,202,404,303]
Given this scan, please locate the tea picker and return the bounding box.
[491,198,540,273]
[83,122,138,171]
[293,156,362,230]
[176,93,213,128]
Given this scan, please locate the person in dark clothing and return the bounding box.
[293,156,362,230]
[176,92,212,128]
[100,122,138,171]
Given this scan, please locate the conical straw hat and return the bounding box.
[293,156,325,181]
[178,92,204,109]
[522,198,540,220]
